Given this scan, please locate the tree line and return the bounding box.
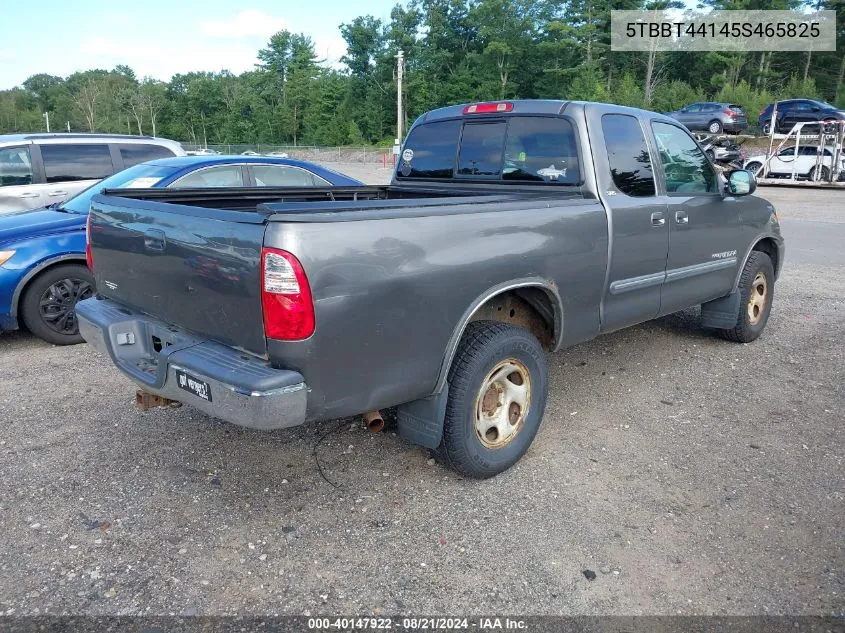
[1,0,842,146]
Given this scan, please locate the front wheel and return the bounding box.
[718,252,775,343]
[436,321,548,478]
[744,161,762,175]
[20,263,95,345]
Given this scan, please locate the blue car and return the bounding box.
[0,156,363,344]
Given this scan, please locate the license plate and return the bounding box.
[175,370,212,402]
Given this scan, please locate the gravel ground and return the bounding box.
[0,187,842,617]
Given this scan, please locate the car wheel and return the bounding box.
[762,122,772,135]
[744,161,763,175]
[718,252,775,344]
[435,321,548,479]
[708,120,723,134]
[20,263,95,345]
[810,165,831,182]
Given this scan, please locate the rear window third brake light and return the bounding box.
[464,102,513,114]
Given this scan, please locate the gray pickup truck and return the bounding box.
[76,100,784,478]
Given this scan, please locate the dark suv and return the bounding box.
[759,99,845,135]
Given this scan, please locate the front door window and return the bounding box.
[651,122,719,194]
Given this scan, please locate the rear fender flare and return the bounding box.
[433,278,563,394]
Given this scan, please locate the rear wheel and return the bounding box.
[707,120,723,134]
[810,165,830,182]
[762,121,772,135]
[20,264,94,345]
[718,252,774,344]
[436,321,548,479]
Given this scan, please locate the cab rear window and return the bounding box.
[399,120,461,179]
[398,115,580,184]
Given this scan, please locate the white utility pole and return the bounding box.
[395,49,405,146]
[42,112,50,133]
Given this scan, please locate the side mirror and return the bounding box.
[726,169,756,196]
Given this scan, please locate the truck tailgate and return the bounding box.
[88,195,268,356]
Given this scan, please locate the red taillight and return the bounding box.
[463,102,513,115]
[85,214,94,272]
[759,108,765,117]
[260,247,314,340]
[724,108,737,118]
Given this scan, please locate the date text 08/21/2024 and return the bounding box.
[306,617,527,630]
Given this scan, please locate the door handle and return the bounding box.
[47,190,67,197]
[651,212,666,226]
[18,192,40,198]
[675,211,689,224]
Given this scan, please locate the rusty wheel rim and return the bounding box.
[474,359,531,450]
[747,271,768,326]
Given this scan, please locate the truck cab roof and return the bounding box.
[414,100,679,125]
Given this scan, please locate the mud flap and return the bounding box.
[396,384,449,449]
[701,292,740,329]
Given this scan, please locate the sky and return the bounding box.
[0,0,400,89]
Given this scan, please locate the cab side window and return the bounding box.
[651,122,719,194]
[253,164,328,187]
[0,145,33,186]
[170,165,244,188]
[41,144,114,183]
[119,143,177,168]
[601,114,655,197]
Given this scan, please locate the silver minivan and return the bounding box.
[0,133,185,215]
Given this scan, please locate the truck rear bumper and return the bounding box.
[76,297,307,430]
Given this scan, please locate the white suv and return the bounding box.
[744,146,844,181]
[0,133,185,215]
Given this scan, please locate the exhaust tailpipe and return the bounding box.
[363,410,385,433]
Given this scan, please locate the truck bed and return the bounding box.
[100,185,584,218]
[87,184,604,392]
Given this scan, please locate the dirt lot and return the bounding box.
[0,186,842,617]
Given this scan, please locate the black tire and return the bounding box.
[436,321,548,479]
[809,165,830,182]
[745,161,762,174]
[718,252,775,344]
[762,121,772,135]
[20,263,95,345]
[707,120,723,134]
